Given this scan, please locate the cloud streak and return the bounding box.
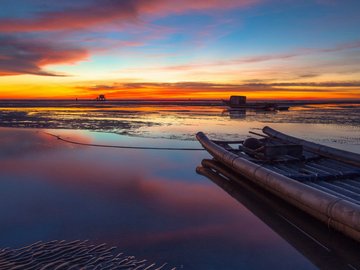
[0,0,260,32]
[148,40,360,72]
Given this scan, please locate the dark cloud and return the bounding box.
[80,80,360,94]
[297,73,319,79]
[0,35,88,76]
[247,82,360,87]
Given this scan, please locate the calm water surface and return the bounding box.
[0,103,359,269]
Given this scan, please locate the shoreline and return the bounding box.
[0,99,359,108]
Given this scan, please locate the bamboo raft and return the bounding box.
[0,240,175,270]
[196,159,360,269]
[196,126,360,241]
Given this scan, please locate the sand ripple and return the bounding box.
[0,240,175,270]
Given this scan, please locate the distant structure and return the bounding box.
[224,95,289,111]
[96,94,106,101]
[229,95,247,106]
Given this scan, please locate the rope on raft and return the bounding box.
[43,132,205,151]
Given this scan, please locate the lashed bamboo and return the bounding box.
[196,131,360,242]
[0,240,175,270]
[263,126,360,167]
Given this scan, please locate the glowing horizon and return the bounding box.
[0,0,360,100]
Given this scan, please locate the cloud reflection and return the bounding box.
[0,127,318,269]
[0,128,93,159]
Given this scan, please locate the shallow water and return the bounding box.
[0,103,359,269]
[1,103,359,152]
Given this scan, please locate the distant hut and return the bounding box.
[96,94,106,101]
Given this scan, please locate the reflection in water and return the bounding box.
[226,109,246,119]
[197,159,360,270]
[0,128,318,269]
[225,108,281,119]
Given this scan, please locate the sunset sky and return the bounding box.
[0,0,359,99]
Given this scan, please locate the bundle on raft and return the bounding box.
[196,126,360,242]
[0,240,175,270]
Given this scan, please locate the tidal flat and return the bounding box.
[0,103,359,269]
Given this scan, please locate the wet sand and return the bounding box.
[0,240,173,269]
[0,103,359,143]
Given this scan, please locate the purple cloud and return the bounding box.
[0,35,88,76]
